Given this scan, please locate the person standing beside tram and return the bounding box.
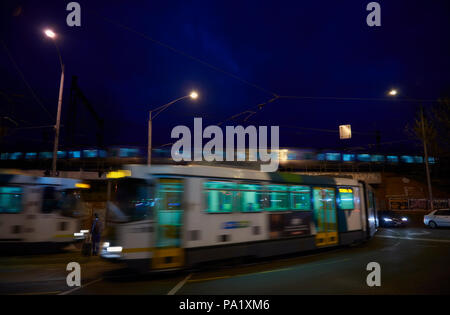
[91,213,102,256]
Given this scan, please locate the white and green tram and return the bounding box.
[0,173,85,252]
[101,164,378,271]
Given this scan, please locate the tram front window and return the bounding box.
[42,187,84,217]
[114,178,155,221]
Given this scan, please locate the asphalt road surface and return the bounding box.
[1,227,450,295]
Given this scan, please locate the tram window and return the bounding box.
[156,180,183,211]
[239,184,264,212]
[204,181,236,213]
[115,178,155,221]
[338,188,354,210]
[42,187,59,213]
[290,186,311,210]
[263,185,289,211]
[0,187,23,213]
[155,179,183,248]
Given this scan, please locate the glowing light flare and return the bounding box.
[189,91,198,99]
[75,183,90,189]
[106,246,123,253]
[388,89,398,96]
[44,29,56,38]
[106,170,131,179]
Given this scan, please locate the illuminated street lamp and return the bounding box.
[388,89,398,96]
[147,91,199,165]
[44,28,64,176]
[388,90,433,210]
[44,29,56,38]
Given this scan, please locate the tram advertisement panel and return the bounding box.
[269,212,312,238]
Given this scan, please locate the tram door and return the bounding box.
[313,187,338,246]
[152,178,185,269]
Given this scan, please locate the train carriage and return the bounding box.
[101,165,378,271]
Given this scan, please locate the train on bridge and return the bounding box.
[0,146,437,171]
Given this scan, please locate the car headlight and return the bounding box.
[401,217,408,222]
[102,242,110,248]
[383,218,392,222]
[106,246,123,253]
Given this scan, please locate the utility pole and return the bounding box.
[52,64,64,176]
[420,105,434,211]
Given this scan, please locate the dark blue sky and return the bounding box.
[1,0,449,153]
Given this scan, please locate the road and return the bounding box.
[1,227,450,295]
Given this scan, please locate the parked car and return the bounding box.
[378,211,409,227]
[424,209,450,228]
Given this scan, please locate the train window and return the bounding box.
[25,152,37,159]
[263,185,289,211]
[326,153,341,161]
[290,186,311,210]
[83,150,98,158]
[0,186,23,213]
[204,181,236,213]
[357,154,371,162]
[9,152,23,160]
[239,184,264,212]
[68,151,81,159]
[338,188,354,210]
[343,154,355,162]
[386,156,399,163]
[401,155,414,163]
[39,152,52,159]
[371,155,385,162]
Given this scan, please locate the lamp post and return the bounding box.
[388,89,433,210]
[147,91,198,166]
[45,29,64,176]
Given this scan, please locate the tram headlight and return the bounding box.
[106,246,123,253]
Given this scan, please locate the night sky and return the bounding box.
[1,0,449,154]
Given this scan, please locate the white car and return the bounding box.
[424,209,450,228]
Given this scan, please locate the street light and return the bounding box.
[147,91,198,165]
[44,28,64,176]
[388,90,434,210]
[44,29,56,38]
[388,89,398,96]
